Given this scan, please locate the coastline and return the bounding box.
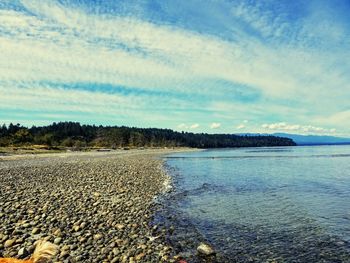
[0,148,197,262]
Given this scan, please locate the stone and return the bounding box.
[197,243,215,256]
[93,234,103,240]
[18,247,29,258]
[54,237,62,245]
[53,229,62,236]
[135,253,145,261]
[112,248,120,256]
[115,224,125,230]
[4,239,16,248]
[31,227,40,234]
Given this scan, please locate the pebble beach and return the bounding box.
[0,150,185,263]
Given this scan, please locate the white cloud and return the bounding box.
[177,123,200,130]
[237,124,245,129]
[261,122,336,134]
[0,1,349,135]
[262,122,300,131]
[210,123,221,129]
[177,123,188,129]
[0,0,348,102]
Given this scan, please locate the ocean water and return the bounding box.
[159,145,350,262]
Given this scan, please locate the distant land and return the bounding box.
[273,133,350,146]
[239,133,350,146]
[0,122,296,150]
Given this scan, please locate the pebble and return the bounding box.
[31,228,40,235]
[0,151,177,262]
[54,237,62,245]
[4,239,15,248]
[197,242,216,256]
[18,247,28,257]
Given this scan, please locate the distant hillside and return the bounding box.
[0,122,296,149]
[273,133,350,145]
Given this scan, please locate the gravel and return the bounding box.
[0,150,181,262]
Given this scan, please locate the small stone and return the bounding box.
[18,247,29,258]
[135,253,145,261]
[197,243,215,256]
[115,224,125,230]
[54,237,62,245]
[53,229,62,236]
[60,250,69,258]
[31,227,40,234]
[4,239,16,248]
[61,245,70,251]
[93,234,103,240]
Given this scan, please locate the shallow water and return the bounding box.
[160,145,350,262]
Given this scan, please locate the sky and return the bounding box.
[0,0,349,136]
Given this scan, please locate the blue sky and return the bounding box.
[0,0,349,136]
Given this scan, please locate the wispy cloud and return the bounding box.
[190,123,200,129]
[236,124,246,130]
[0,0,349,135]
[177,123,200,130]
[210,123,221,129]
[261,122,336,134]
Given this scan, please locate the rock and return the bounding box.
[197,243,215,256]
[112,248,120,255]
[115,224,125,230]
[18,247,29,258]
[0,151,177,263]
[4,239,16,248]
[31,227,40,234]
[54,237,62,245]
[59,250,70,259]
[93,234,103,240]
[53,229,62,236]
[61,245,70,251]
[135,253,145,261]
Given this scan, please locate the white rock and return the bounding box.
[197,243,215,256]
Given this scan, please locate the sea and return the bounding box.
[156,145,350,262]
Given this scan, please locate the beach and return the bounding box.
[0,149,189,263]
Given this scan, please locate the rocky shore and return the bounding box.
[0,150,184,262]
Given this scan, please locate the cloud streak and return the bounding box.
[261,122,336,134]
[0,0,349,135]
[210,123,221,129]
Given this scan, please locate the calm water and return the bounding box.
[160,145,350,262]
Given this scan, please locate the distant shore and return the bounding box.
[0,149,195,262]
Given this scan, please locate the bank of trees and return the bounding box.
[0,122,296,148]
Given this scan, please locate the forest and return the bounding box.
[0,122,296,149]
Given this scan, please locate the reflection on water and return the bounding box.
[158,145,350,262]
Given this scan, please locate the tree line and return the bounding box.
[0,122,296,149]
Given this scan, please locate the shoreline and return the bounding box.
[0,149,196,262]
